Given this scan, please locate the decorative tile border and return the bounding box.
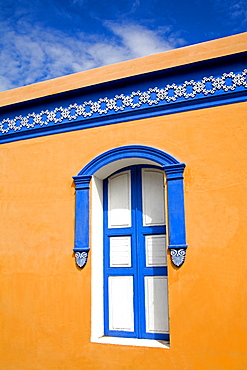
[1,69,247,135]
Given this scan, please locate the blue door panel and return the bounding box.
[104,165,169,340]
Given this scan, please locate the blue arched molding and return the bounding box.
[73,145,187,268]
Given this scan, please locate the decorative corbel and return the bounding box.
[73,247,90,268]
[170,248,186,267]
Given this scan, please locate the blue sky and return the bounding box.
[0,0,246,92]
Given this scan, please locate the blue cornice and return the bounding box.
[73,175,92,189]
[164,163,186,180]
[1,52,246,144]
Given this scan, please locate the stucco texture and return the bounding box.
[0,100,247,369]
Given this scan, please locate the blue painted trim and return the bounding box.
[164,164,187,266]
[167,244,187,249]
[73,175,91,267]
[0,52,246,143]
[73,146,186,340]
[78,145,179,176]
[73,247,90,252]
[73,145,188,268]
[103,178,111,336]
[103,165,169,340]
[73,175,91,189]
[0,91,246,144]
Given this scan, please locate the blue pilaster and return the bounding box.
[164,163,188,267]
[72,175,91,268]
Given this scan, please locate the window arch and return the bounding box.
[73,145,187,269]
[73,145,187,347]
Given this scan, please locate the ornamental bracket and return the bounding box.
[168,247,187,267]
[73,247,90,268]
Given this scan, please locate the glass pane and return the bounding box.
[145,276,169,333]
[108,171,131,228]
[108,276,134,331]
[142,169,165,226]
[145,235,167,267]
[110,236,131,267]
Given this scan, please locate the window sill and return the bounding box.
[91,336,170,348]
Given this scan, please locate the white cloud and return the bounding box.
[105,22,174,58]
[213,0,247,30]
[230,0,247,27]
[0,20,180,92]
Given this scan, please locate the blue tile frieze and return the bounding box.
[1,67,247,139]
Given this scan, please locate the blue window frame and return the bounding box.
[103,165,169,341]
[73,145,187,345]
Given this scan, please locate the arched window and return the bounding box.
[73,146,187,347]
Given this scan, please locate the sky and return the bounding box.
[0,0,246,92]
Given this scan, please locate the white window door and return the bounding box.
[103,165,169,340]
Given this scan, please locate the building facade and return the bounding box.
[0,33,247,369]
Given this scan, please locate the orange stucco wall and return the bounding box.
[1,99,247,369]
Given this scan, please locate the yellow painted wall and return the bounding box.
[1,100,247,369]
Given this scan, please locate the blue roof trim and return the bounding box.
[1,53,246,143]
